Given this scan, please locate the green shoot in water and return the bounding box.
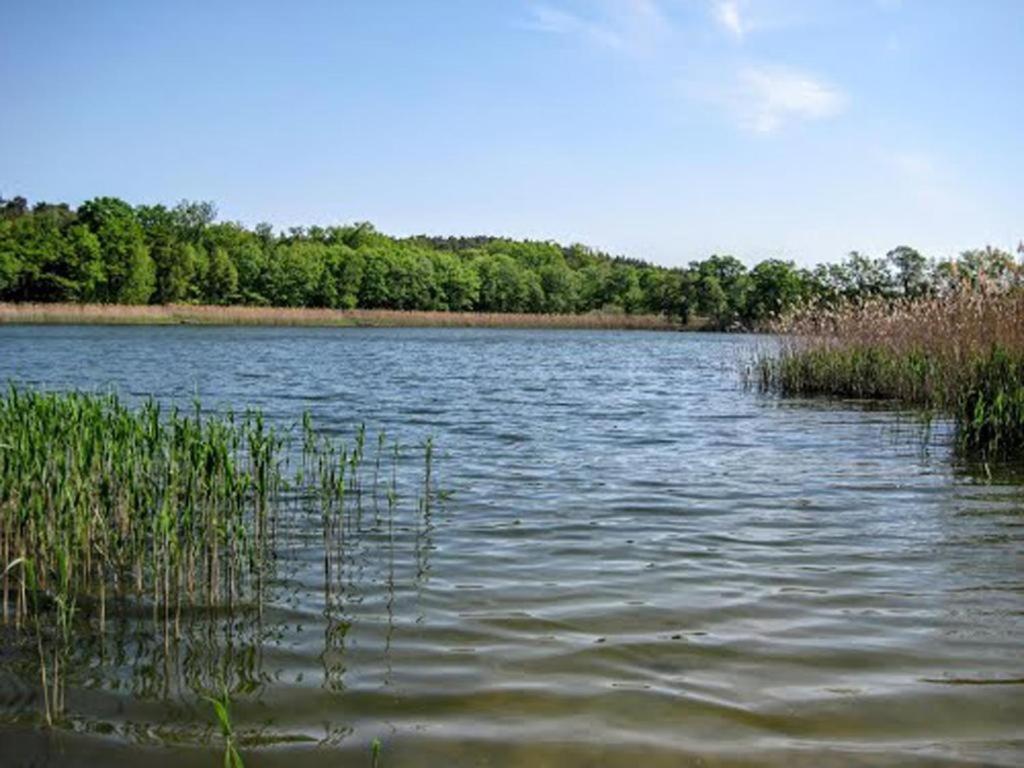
[0,386,438,729]
[205,688,244,768]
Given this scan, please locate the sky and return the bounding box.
[1,0,1021,268]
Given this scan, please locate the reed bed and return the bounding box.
[754,290,1024,458]
[0,387,435,727]
[0,302,677,330]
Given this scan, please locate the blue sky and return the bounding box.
[1,1,1021,267]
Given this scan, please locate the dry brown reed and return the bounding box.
[0,302,677,331]
[771,289,1024,364]
[756,288,1024,457]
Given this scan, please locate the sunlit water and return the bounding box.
[0,326,1021,767]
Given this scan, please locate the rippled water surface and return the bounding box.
[1,326,1022,767]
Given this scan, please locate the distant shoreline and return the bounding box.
[0,302,686,331]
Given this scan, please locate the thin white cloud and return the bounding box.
[526,4,625,50]
[524,1,670,55]
[733,65,847,133]
[713,1,744,40]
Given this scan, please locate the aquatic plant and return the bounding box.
[754,288,1024,458]
[206,688,244,768]
[0,387,438,726]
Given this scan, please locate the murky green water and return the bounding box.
[1,326,1021,766]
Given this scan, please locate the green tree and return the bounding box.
[1,205,76,300]
[606,265,644,314]
[335,246,365,309]
[692,255,749,328]
[694,273,728,327]
[886,246,928,298]
[432,251,480,311]
[171,200,217,243]
[958,247,1017,289]
[538,260,577,314]
[476,253,531,312]
[62,225,105,301]
[268,242,326,307]
[138,204,197,303]
[206,246,239,304]
[391,250,436,310]
[358,250,396,308]
[576,262,610,311]
[745,259,805,323]
[232,240,270,304]
[77,197,154,304]
[845,251,895,299]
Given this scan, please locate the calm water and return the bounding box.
[1,326,1022,767]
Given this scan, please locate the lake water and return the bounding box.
[0,326,1022,767]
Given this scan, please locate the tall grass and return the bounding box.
[0,387,437,726]
[754,289,1024,458]
[0,302,678,330]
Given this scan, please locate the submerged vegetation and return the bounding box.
[755,289,1024,459]
[2,194,1020,328]
[0,387,438,744]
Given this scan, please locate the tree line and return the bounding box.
[1,195,1020,328]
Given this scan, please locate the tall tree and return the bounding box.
[77,197,154,304]
[886,246,928,298]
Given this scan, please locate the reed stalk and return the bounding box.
[0,386,432,725]
[754,289,1024,458]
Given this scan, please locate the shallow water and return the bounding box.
[0,326,1021,767]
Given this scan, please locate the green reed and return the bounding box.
[955,347,1024,457]
[756,344,1024,458]
[206,688,244,768]
[753,291,1024,459]
[0,387,438,727]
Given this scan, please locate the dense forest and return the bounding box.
[1,195,1020,328]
